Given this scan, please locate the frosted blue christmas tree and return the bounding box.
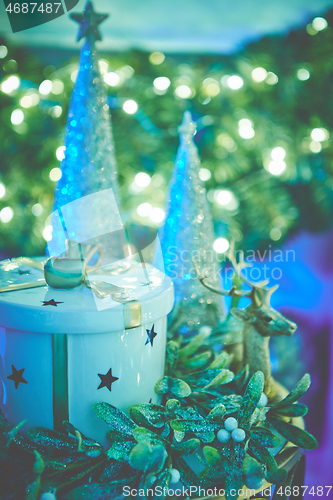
[50,1,121,256]
[155,111,224,330]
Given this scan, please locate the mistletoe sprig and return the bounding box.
[0,343,318,500]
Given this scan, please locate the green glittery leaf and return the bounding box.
[208,351,230,369]
[271,374,311,409]
[93,403,135,437]
[242,456,265,489]
[238,371,265,430]
[128,403,167,429]
[272,404,308,417]
[132,427,168,446]
[268,417,318,450]
[178,332,206,358]
[204,369,234,389]
[184,351,213,370]
[106,440,134,462]
[207,404,226,421]
[247,439,278,475]
[250,427,282,448]
[172,438,200,456]
[203,445,222,466]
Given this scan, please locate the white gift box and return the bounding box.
[0,258,174,444]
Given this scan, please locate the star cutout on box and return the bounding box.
[71,1,109,42]
[97,368,119,392]
[145,325,157,347]
[42,299,63,307]
[7,365,27,389]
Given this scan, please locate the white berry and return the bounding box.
[41,493,56,500]
[217,429,230,443]
[231,428,246,442]
[257,393,268,408]
[224,417,238,432]
[170,468,180,484]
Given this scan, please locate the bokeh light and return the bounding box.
[251,67,267,82]
[1,75,20,94]
[51,80,64,94]
[31,203,43,216]
[104,72,120,86]
[297,68,310,81]
[56,146,66,161]
[213,237,229,253]
[227,75,244,90]
[267,160,287,176]
[137,202,152,217]
[311,128,329,142]
[149,52,165,65]
[199,168,211,181]
[123,99,138,114]
[175,85,192,99]
[11,109,24,125]
[39,79,52,95]
[43,224,53,241]
[153,77,171,91]
[150,207,165,223]
[271,147,286,161]
[312,17,328,31]
[0,183,6,199]
[0,207,14,223]
[135,172,151,188]
[49,167,62,181]
[0,45,8,59]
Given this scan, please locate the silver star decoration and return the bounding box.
[70,1,109,42]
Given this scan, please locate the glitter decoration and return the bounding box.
[51,1,120,256]
[155,111,224,329]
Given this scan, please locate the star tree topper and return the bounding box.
[71,1,109,42]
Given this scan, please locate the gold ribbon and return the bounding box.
[0,241,142,330]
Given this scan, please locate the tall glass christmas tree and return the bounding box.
[155,111,224,330]
[50,1,121,257]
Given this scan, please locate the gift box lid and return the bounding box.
[0,258,174,334]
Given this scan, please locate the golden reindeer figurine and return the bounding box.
[195,244,297,400]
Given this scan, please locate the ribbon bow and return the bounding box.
[0,241,142,329]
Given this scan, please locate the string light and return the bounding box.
[98,60,108,74]
[49,106,62,118]
[71,70,78,82]
[43,224,53,241]
[251,67,267,82]
[309,141,322,153]
[0,45,8,59]
[266,72,278,85]
[213,237,229,253]
[311,128,328,142]
[270,228,282,241]
[31,203,43,216]
[216,190,232,206]
[297,69,310,81]
[56,146,66,161]
[271,147,286,161]
[39,80,52,95]
[267,160,286,176]
[312,17,328,31]
[150,207,165,223]
[199,168,211,181]
[104,72,120,86]
[238,118,255,139]
[175,85,192,99]
[149,52,165,65]
[1,75,20,94]
[51,80,64,95]
[135,172,151,188]
[49,168,62,181]
[203,78,220,97]
[11,109,24,125]
[0,183,6,199]
[137,202,152,217]
[123,100,138,114]
[227,75,244,90]
[0,207,14,223]
[153,77,171,91]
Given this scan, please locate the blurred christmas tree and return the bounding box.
[0,10,333,257]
